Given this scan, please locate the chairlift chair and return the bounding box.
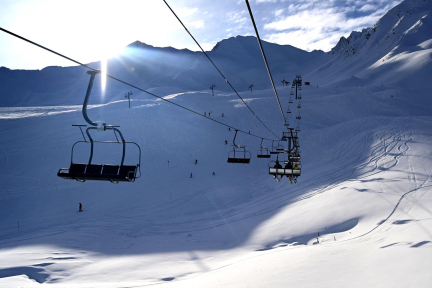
[57,71,141,184]
[227,130,251,164]
[268,155,301,181]
[270,140,284,155]
[257,138,271,158]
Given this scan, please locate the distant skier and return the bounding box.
[204,112,206,117]
[225,140,228,145]
[229,127,231,131]
[212,172,215,176]
[79,203,82,212]
[195,159,198,164]
[190,173,193,178]
[222,113,224,117]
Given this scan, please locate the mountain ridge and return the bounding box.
[0,0,431,107]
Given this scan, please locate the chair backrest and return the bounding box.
[102,165,119,175]
[86,164,102,174]
[70,163,86,174]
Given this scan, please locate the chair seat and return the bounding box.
[257,154,271,158]
[227,157,250,164]
[269,168,301,175]
[58,163,138,183]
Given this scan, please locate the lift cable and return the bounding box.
[163,0,279,139]
[0,27,277,141]
[244,0,287,124]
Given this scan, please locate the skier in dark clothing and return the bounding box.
[79,203,82,212]
[225,140,228,145]
[212,172,215,175]
[195,159,198,164]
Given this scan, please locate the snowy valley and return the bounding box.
[0,0,432,287]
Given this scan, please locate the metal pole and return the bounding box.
[82,71,100,126]
[113,128,126,166]
[86,128,95,164]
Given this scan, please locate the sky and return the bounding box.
[0,0,402,70]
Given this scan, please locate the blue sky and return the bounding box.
[0,0,401,69]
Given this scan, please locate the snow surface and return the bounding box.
[1,0,432,287]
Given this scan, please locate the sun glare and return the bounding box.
[101,57,107,94]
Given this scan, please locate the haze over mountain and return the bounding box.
[1,0,431,107]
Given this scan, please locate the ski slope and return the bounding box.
[1,0,432,286]
[0,81,431,287]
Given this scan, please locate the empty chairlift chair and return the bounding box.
[227,130,251,164]
[57,71,141,184]
[257,138,271,158]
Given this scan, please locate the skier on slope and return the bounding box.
[79,203,82,212]
[195,159,198,164]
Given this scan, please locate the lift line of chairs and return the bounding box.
[227,127,302,182]
[57,71,141,184]
[58,71,304,183]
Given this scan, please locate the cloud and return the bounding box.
[358,4,378,12]
[256,0,277,3]
[263,0,402,51]
[225,10,250,34]
[187,20,205,29]
[274,8,284,17]
[177,7,198,18]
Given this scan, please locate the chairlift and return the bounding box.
[257,138,271,158]
[270,140,284,155]
[296,113,302,120]
[297,103,301,109]
[289,97,293,104]
[227,130,251,164]
[287,106,291,114]
[57,71,141,183]
[268,154,301,182]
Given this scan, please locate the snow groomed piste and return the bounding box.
[1,0,432,286]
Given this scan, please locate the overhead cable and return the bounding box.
[163,0,279,139]
[244,0,287,124]
[0,27,276,141]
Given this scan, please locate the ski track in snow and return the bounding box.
[1,81,432,286]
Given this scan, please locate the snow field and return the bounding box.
[0,80,431,286]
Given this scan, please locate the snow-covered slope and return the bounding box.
[1,82,431,287]
[310,0,432,87]
[1,0,431,108]
[1,0,432,287]
[0,37,323,107]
